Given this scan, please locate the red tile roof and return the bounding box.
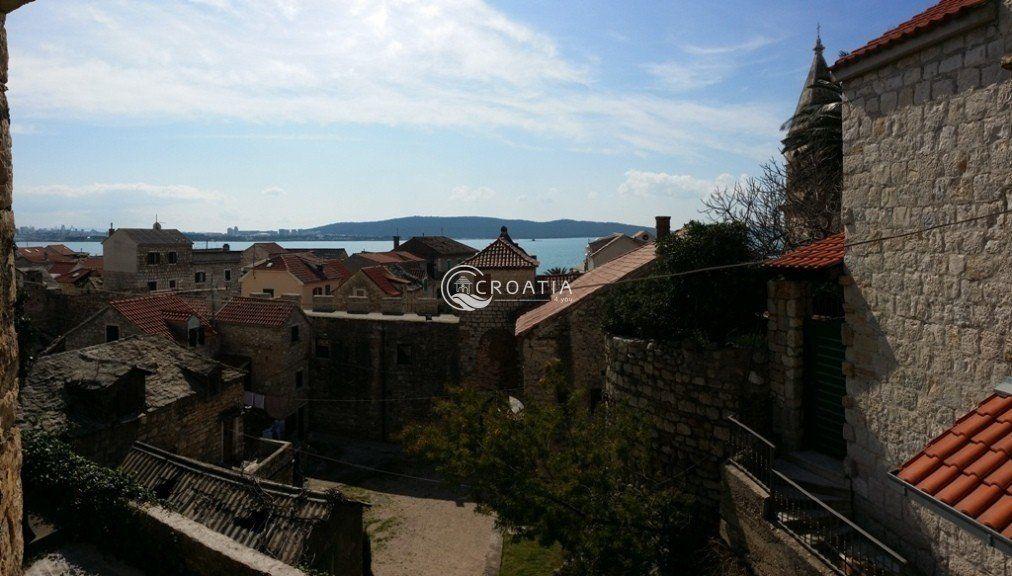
[362,263,416,293]
[251,253,350,285]
[215,297,299,328]
[47,261,77,277]
[766,233,846,272]
[54,269,93,285]
[834,0,991,69]
[896,393,1012,540]
[17,246,77,265]
[515,244,655,336]
[109,293,216,340]
[251,242,287,255]
[354,251,424,265]
[463,231,539,269]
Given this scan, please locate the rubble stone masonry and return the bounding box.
[605,336,766,521]
[839,3,1012,574]
[0,14,22,576]
[308,314,459,442]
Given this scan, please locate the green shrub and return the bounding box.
[603,221,764,344]
[22,430,155,538]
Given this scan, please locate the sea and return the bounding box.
[17,237,594,273]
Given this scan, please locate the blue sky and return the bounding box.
[7,0,931,232]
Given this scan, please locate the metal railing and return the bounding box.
[725,417,908,576]
[726,416,775,491]
[770,470,908,576]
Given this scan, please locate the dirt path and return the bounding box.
[303,439,495,576]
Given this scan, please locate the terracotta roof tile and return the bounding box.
[766,233,845,272]
[834,0,990,70]
[895,392,1012,539]
[361,266,406,296]
[109,293,215,340]
[214,297,299,328]
[515,243,656,336]
[251,253,350,285]
[463,231,539,269]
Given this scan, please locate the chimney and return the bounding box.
[655,216,671,239]
[393,235,401,250]
[108,223,115,238]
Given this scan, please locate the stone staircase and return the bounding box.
[771,452,905,575]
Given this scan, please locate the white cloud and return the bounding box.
[20,182,223,201]
[10,122,39,135]
[8,0,780,159]
[261,186,286,197]
[449,185,496,203]
[618,170,744,200]
[682,36,779,56]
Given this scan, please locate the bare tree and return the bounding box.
[704,151,841,260]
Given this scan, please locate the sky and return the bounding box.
[7,0,934,232]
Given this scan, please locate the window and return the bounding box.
[315,337,331,358]
[169,279,177,289]
[224,269,231,282]
[167,251,178,264]
[194,271,207,283]
[397,343,412,366]
[295,370,304,389]
[290,325,300,343]
[105,325,120,342]
[352,288,367,298]
[312,287,323,296]
[147,281,158,291]
[146,252,160,265]
[325,284,332,295]
[263,288,275,297]
[187,326,205,347]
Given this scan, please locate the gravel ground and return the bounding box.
[303,439,495,576]
[25,544,144,576]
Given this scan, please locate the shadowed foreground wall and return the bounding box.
[0,12,22,576]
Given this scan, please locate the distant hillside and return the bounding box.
[306,216,651,239]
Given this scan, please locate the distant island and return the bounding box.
[303,216,652,240]
[17,216,653,243]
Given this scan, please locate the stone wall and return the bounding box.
[0,13,22,576]
[19,281,115,352]
[217,315,311,421]
[838,4,1012,574]
[308,314,459,441]
[521,297,608,404]
[459,300,533,390]
[719,464,834,576]
[766,279,808,449]
[604,336,767,520]
[68,375,245,467]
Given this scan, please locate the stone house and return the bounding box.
[240,252,350,307]
[120,442,367,576]
[345,249,428,281]
[192,244,242,296]
[458,227,540,389]
[57,293,218,354]
[829,1,1012,574]
[19,335,246,467]
[330,265,424,314]
[582,231,650,271]
[307,311,459,442]
[516,241,657,405]
[52,267,101,294]
[240,241,287,267]
[214,297,312,440]
[103,223,194,292]
[397,235,478,279]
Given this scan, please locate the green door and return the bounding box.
[804,318,847,459]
